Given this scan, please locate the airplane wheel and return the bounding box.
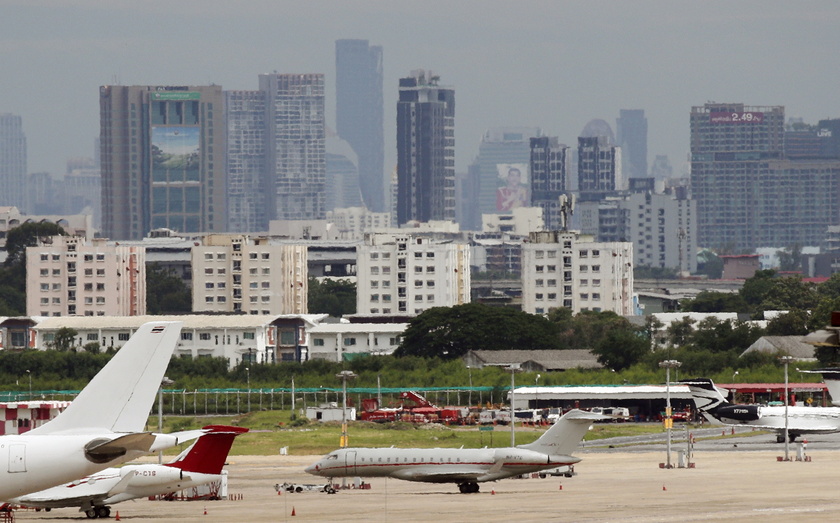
[95,506,110,518]
[776,435,785,443]
[85,508,97,519]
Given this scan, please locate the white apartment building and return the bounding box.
[0,206,95,248]
[26,236,145,317]
[308,322,408,362]
[31,314,327,367]
[326,207,392,240]
[357,233,471,315]
[191,235,307,315]
[481,206,544,236]
[521,230,634,316]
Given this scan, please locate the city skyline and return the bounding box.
[4,2,840,181]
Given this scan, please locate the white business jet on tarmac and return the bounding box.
[682,377,840,443]
[305,409,603,493]
[11,424,247,519]
[0,321,185,500]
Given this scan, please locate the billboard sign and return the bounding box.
[709,111,764,124]
[151,92,201,101]
[151,126,200,182]
[495,163,529,212]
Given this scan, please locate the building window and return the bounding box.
[199,333,211,341]
[313,338,325,346]
[343,337,357,346]
[181,332,193,341]
[119,333,130,341]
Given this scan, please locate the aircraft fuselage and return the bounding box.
[306,447,579,484]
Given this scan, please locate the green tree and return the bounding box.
[308,277,356,317]
[680,291,748,313]
[739,269,777,307]
[395,303,559,359]
[3,222,67,267]
[758,277,818,312]
[146,264,191,314]
[665,316,696,347]
[591,328,650,371]
[776,244,802,272]
[696,250,723,279]
[766,309,811,336]
[51,327,78,352]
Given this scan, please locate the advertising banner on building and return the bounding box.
[151,126,200,182]
[495,163,529,212]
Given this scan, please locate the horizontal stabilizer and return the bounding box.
[166,425,248,475]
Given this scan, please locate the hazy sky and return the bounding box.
[4,1,840,179]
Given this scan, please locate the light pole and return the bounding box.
[245,367,251,412]
[336,370,357,448]
[25,370,31,401]
[659,359,681,469]
[535,374,541,410]
[732,370,739,382]
[780,355,794,461]
[506,365,522,446]
[467,366,473,407]
[158,376,174,464]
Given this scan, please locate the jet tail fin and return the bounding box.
[679,378,729,412]
[165,425,248,475]
[519,409,604,456]
[30,321,183,435]
[802,368,840,406]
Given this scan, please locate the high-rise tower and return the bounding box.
[0,114,27,211]
[99,85,225,240]
[690,102,840,251]
[259,74,326,221]
[336,39,385,212]
[396,70,455,225]
[225,90,268,232]
[616,109,648,179]
[530,136,570,230]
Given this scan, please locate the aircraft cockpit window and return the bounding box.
[326,454,338,460]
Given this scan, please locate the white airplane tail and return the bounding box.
[518,409,604,456]
[30,321,183,435]
[802,369,840,406]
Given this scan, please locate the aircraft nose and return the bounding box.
[304,462,320,475]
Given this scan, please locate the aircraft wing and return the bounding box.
[390,468,482,483]
[13,472,120,509]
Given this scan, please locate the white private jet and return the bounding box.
[0,321,185,500]
[682,377,840,443]
[305,409,603,493]
[12,424,248,519]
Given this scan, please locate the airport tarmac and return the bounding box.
[13,441,840,522]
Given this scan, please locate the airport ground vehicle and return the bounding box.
[538,465,575,478]
[275,482,336,494]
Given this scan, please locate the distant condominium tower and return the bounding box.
[225,90,268,233]
[529,136,571,230]
[0,113,27,211]
[462,127,539,230]
[99,85,226,240]
[578,119,622,201]
[336,39,385,212]
[616,109,648,179]
[396,70,455,225]
[691,103,840,251]
[259,74,326,221]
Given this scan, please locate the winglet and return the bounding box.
[165,425,248,475]
[30,321,182,435]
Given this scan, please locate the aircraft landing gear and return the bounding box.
[85,506,111,519]
[457,482,479,494]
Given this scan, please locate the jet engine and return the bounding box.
[714,404,760,421]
